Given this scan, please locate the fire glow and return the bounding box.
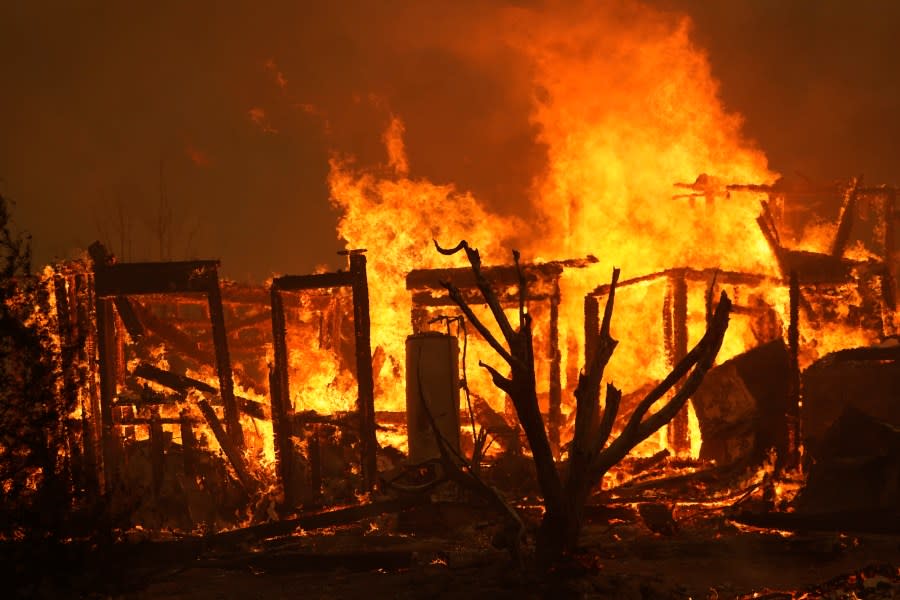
[11,0,895,538]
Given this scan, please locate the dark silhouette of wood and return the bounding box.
[786,270,801,469]
[196,398,256,493]
[349,252,378,491]
[179,409,198,480]
[831,177,859,258]
[434,240,731,567]
[132,362,268,419]
[268,250,377,504]
[665,271,690,455]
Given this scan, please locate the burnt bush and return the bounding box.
[0,194,73,537]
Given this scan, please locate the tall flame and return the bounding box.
[329,1,781,420]
[329,119,522,408]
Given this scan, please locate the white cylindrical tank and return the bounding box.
[405,332,460,464]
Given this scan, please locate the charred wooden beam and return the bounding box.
[87,241,145,339]
[128,300,216,365]
[209,495,430,547]
[132,362,268,419]
[778,250,854,284]
[218,281,270,305]
[410,289,553,308]
[308,426,322,502]
[77,273,101,496]
[119,416,200,425]
[269,288,295,509]
[785,270,801,469]
[53,274,83,492]
[406,258,592,291]
[95,296,120,495]
[272,271,355,291]
[134,362,216,393]
[225,310,271,331]
[180,409,198,479]
[119,405,136,442]
[149,408,165,496]
[589,267,776,298]
[831,177,860,258]
[93,260,220,297]
[583,295,600,368]
[880,188,897,312]
[666,272,690,455]
[548,278,562,452]
[294,410,358,429]
[206,269,243,451]
[350,252,378,491]
[196,398,256,493]
[117,386,180,406]
[731,509,900,535]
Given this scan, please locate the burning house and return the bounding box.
[2,1,900,597]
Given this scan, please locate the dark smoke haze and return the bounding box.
[2,1,898,280]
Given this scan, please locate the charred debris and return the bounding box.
[0,178,898,595]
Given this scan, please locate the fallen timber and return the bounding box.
[132,362,269,420]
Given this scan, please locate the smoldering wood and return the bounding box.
[548,278,562,451]
[271,271,356,291]
[90,252,244,453]
[269,289,295,509]
[119,404,135,442]
[196,398,256,493]
[406,255,597,291]
[149,408,165,495]
[87,242,145,340]
[665,271,690,455]
[93,260,220,297]
[786,270,801,468]
[410,288,554,308]
[53,274,85,493]
[589,266,777,298]
[349,252,378,492]
[180,409,198,480]
[64,419,85,496]
[118,416,200,425]
[731,509,900,535]
[208,495,430,548]
[75,272,102,496]
[831,177,860,259]
[205,269,243,450]
[268,250,378,501]
[583,295,600,367]
[95,296,120,495]
[308,426,323,501]
[117,385,181,407]
[778,250,854,284]
[128,299,216,365]
[131,362,268,419]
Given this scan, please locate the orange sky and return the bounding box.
[1,0,899,280]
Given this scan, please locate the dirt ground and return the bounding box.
[9,510,900,599]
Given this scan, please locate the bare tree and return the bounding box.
[434,240,732,567]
